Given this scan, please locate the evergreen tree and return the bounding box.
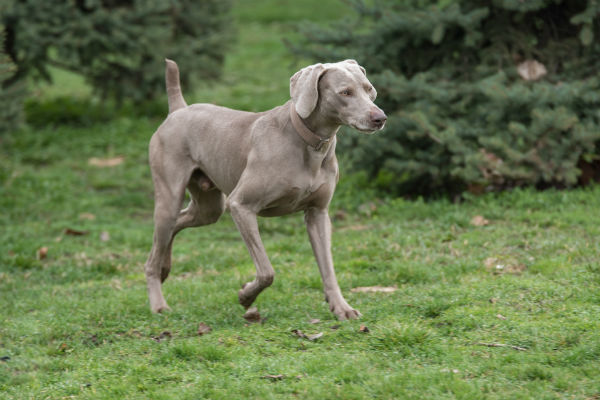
[0,22,23,133]
[291,0,600,196]
[2,0,233,103]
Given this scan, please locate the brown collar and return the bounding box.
[289,103,334,151]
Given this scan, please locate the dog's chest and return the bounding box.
[259,154,337,217]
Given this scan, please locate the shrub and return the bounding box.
[2,0,233,103]
[0,23,24,134]
[291,0,600,196]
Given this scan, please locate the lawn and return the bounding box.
[1,1,600,399]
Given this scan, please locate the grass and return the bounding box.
[2,1,600,399]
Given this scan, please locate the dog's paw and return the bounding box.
[238,286,258,309]
[151,303,171,314]
[330,302,361,320]
[149,295,171,313]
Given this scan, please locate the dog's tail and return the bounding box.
[165,59,187,114]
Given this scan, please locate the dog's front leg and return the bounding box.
[305,207,360,320]
[227,199,275,309]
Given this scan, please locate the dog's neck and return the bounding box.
[290,102,340,151]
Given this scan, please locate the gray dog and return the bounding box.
[145,59,386,320]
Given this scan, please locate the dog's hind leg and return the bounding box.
[173,170,225,236]
[145,146,190,313]
[165,173,225,282]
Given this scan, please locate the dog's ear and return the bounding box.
[290,63,327,118]
[343,59,366,76]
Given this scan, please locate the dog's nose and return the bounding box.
[370,109,387,125]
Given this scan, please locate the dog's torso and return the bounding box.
[151,100,338,216]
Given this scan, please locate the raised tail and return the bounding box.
[165,59,187,114]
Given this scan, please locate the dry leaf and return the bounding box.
[359,325,370,333]
[243,307,261,323]
[485,257,526,275]
[441,368,460,374]
[470,215,489,227]
[64,228,88,236]
[261,374,284,380]
[100,231,110,242]
[292,329,306,338]
[351,285,398,293]
[152,331,172,342]
[517,59,547,81]
[292,329,323,341]
[333,210,347,221]
[475,342,527,351]
[197,322,212,336]
[37,246,48,260]
[496,314,507,320]
[79,212,96,220]
[309,318,321,324]
[330,324,341,330]
[88,156,124,167]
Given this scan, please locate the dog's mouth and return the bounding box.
[352,122,385,134]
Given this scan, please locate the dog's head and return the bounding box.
[290,60,386,133]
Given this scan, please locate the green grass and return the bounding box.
[2,1,600,399]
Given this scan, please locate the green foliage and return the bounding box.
[1,1,600,397]
[3,0,233,102]
[292,0,600,196]
[0,23,24,133]
[2,115,600,398]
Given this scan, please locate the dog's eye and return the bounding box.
[340,89,353,96]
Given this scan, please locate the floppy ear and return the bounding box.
[290,63,327,118]
[343,59,366,76]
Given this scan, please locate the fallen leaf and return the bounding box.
[261,374,284,380]
[496,314,507,320]
[470,215,489,227]
[152,331,172,342]
[111,279,122,290]
[333,210,347,221]
[306,332,323,341]
[329,324,341,330]
[505,263,526,275]
[485,257,526,275]
[475,342,527,351]
[351,285,398,293]
[359,325,370,333]
[79,212,96,220]
[59,343,68,352]
[484,257,497,268]
[243,307,261,323]
[489,298,498,304]
[344,225,370,231]
[308,318,321,324]
[358,202,377,216]
[292,329,306,338]
[37,246,48,260]
[64,228,88,236]
[517,59,547,81]
[100,231,110,242]
[88,156,124,167]
[292,329,323,341]
[441,368,460,374]
[197,322,212,336]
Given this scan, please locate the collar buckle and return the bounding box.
[315,137,330,151]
